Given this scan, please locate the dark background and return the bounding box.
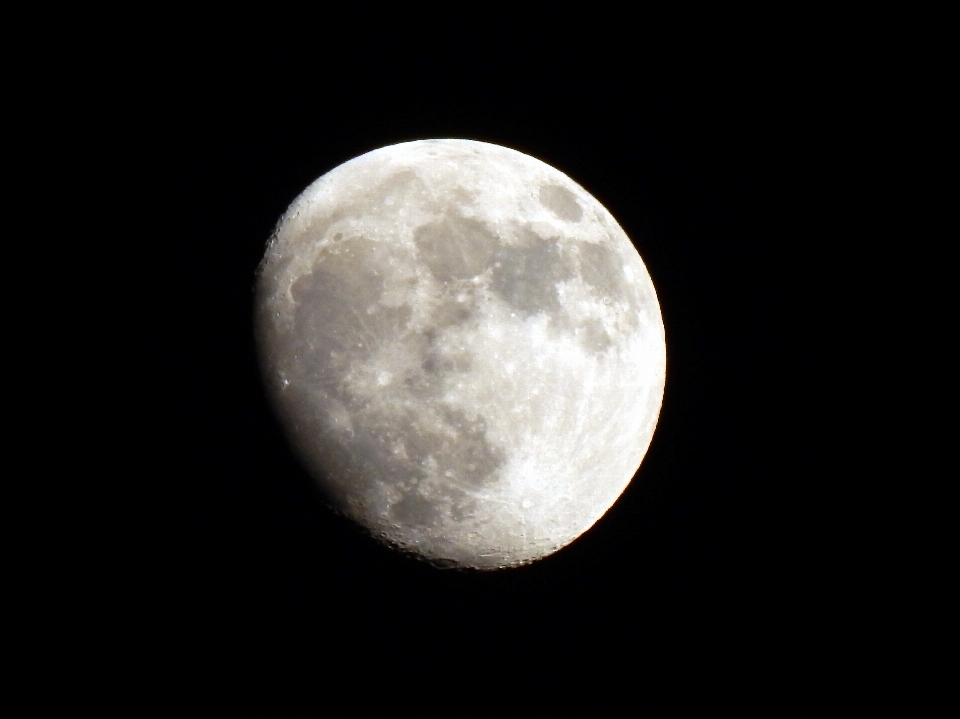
[98,8,885,700]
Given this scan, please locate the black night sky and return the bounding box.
[102,8,884,701]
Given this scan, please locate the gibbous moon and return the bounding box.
[255,139,665,569]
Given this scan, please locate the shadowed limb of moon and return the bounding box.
[255,139,665,569]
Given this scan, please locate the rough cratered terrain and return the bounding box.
[256,139,665,569]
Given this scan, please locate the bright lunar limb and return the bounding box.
[255,139,666,569]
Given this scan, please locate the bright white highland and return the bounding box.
[255,139,665,569]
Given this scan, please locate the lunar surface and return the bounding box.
[255,139,665,569]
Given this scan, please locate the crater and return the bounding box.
[539,184,583,222]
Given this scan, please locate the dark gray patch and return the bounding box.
[450,495,476,522]
[439,408,504,485]
[578,240,626,299]
[432,301,473,327]
[421,345,473,375]
[578,318,612,353]
[398,327,473,397]
[391,491,440,527]
[289,238,410,372]
[431,283,480,328]
[490,237,573,317]
[402,408,504,489]
[301,208,348,245]
[366,169,422,207]
[414,214,500,282]
[452,187,476,206]
[539,184,583,222]
[399,334,442,397]
[578,239,642,327]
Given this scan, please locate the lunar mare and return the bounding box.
[255,139,665,569]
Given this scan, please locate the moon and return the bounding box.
[255,139,665,569]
